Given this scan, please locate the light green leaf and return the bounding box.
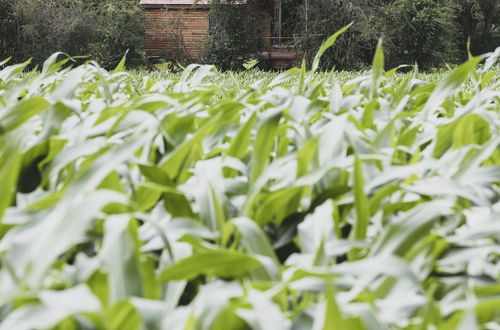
[250,109,281,184]
[352,156,369,241]
[421,57,482,120]
[312,23,352,72]
[0,97,50,134]
[0,285,100,330]
[101,216,145,302]
[160,250,261,281]
[371,39,385,99]
[106,300,142,330]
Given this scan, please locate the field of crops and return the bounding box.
[0,39,499,330]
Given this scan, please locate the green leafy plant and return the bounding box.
[0,29,499,329]
[380,0,460,69]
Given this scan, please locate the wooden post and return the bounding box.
[305,0,308,37]
[274,0,282,44]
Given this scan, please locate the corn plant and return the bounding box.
[0,38,499,330]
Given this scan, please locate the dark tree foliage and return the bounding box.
[9,0,92,65]
[0,0,144,69]
[379,0,460,69]
[291,0,380,70]
[203,0,265,70]
[1,0,498,71]
[280,0,498,70]
[0,0,17,63]
[288,0,462,70]
[457,0,500,58]
[85,0,145,69]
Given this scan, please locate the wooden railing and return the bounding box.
[263,34,327,47]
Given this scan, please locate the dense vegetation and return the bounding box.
[208,0,499,70]
[203,0,265,70]
[0,31,499,328]
[292,0,460,69]
[0,0,144,69]
[299,0,498,69]
[1,0,498,70]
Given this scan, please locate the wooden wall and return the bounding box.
[143,4,272,61]
[144,7,210,60]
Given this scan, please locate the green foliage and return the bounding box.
[0,0,16,63]
[9,0,88,65]
[292,0,380,70]
[284,0,499,70]
[203,0,265,70]
[0,37,499,329]
[380,0,460,69]
[86,0,145,69]
[0,0,144,69]
[457,0,500,57]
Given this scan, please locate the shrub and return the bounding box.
[203,0,265,70]
[290,0,461,70]
[0,0,17,62]
[457,0,500,57]
[87,0,145,69]
[0,0,144,69]
[292,0,379,71]
[380,0,460,69]
[10,0,96,65]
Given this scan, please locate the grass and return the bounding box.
[0,41,499,330]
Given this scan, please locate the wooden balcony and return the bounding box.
[259,37,302,70]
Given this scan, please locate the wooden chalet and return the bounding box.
[140,0,300,69]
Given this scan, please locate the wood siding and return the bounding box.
[143,2,279,63]
[144,7,210,60]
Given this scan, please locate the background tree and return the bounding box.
[0,0,17,63]
[1,0,498,71]
[379,0,460,69]
[458,0,499,57]
[0,0,144,69]
[87,0,145,68]
[10,0,93,65]
[291,0,380,70]
[287,0,465,70]
[203,0,265,70]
